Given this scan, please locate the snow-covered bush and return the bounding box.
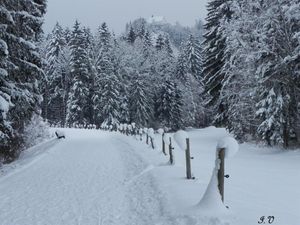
[23,114,50,148]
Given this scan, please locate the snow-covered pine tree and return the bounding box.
[175,46,188,82]
[163,36,173,57]
[155,34,165,51]
[82,27,96,125]
[43,23,68,126]
[220,0,260,141]
[66,21,90,127]
[99,58,121,128]
[184,35,202,80]
[129,76,153,127]
[93,23,122,127]
[255,0,300,147]
[0,3,15,161]
[0,0,46,161]
[127,26,137,44]
[156,79,183,131]
[202,0,232,126]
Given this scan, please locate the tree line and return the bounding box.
[40,21,205,132]
[203,0,300,148]
[1,0,299,164]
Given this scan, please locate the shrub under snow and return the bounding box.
[23,114,50,148]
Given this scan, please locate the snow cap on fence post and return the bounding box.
[174,130,189,150]
[216,136,239,158]
[131,123,136,129]
[157,128,164,135]
[163,133,172,144]
[147,128,155,138]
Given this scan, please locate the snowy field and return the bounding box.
[0,127,299,225]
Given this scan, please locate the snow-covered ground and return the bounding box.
[0,127,299,225]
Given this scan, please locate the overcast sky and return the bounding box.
[44,0,208,34]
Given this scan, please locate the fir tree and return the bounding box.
[0,0,46,161]
[44,23,67,126]
[155,34,165,51]
[66,21,90,126]
[202,0,232,126]
[156,79,183,131]
[184,35,202,80]
[127,26,136,44]
[129,77,153,127]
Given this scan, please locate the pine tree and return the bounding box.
[254,0,300,147]
[202,0,232,126]
[99,60,121,127]
[163,37,173,57]
[129,77,153,127]
[155,34,165,51]
[127,26,136,44]
[184,35,202,80]
[0,3,14,161]
[221,0,260,140]
[156,79,183,131]
[83,27,96,125]
[175,47,188,82]
[44,23,67,126]
[0,0,46,161]
[66,21,90,127]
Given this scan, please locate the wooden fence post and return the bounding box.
[185,138,193,179]
[146,134,149,145]
[169,137,174,164]
[217,148,225,202]
[162,133,166,155]
[150,137,154,149]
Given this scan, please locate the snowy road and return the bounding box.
[1,128,300,225]
[0,129,171,225]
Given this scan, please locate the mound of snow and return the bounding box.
[217,137,239,158]
[174,130,189,150]
[198,158,227,213]
[163,133,172,144]
[128,124,132,131]
[148,128,155,138]
[157,128,164,135]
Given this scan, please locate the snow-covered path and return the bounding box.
[1,128,300,225]
[0,129,170,225]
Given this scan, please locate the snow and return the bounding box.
[55,130,65,138]
[198,157,227,214]
[0,127,299,225]
[0,95,10,117]
[217,137,239,158]
[147,128,154,138]
[147,15,167,24]
[163,132,173,144]
[157,128,164,135]
[174,130,189,150]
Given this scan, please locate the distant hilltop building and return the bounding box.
[147,15,168,24]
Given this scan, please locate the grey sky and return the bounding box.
[44,0,208,34]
